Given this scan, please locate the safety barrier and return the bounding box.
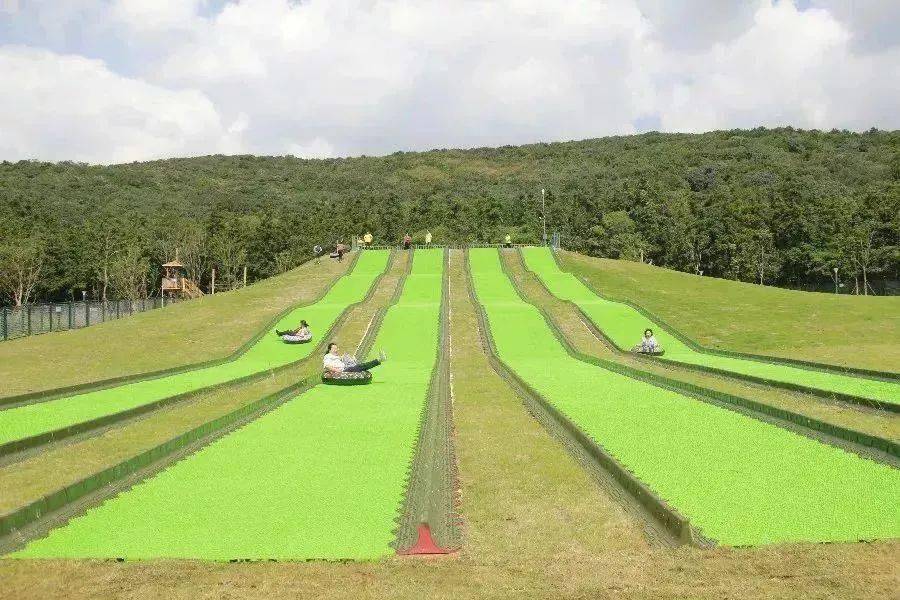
[393,248,461,553]
[0,298,186,343]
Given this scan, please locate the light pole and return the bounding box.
[541,188,547,246]
[833,267,839,294]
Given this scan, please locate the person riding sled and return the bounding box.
[323,342,387,375]
[276,320,312,343]
[632,328,662,355]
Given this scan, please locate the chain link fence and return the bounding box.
[1,297,182,342]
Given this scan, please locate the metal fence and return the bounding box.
[1,297,182,342]
[788,279,899,296]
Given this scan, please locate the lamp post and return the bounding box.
[833,267,839,294]
[541,188,547,246]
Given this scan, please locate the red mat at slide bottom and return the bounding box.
[398,524,451,555]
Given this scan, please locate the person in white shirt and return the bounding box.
[276,320,312,342]
[323,342,387,374]
[639,328,660,353]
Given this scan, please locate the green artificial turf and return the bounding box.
[521,247,900,405]
[470,248,900,546]
[14,249,444,560]
[0,251,391,446]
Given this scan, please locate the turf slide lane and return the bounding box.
[13,248,445,560]
[0,251,391,449]
[521,247,900,407]
[469,248,899,546]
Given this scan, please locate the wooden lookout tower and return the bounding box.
[161,250,204,300]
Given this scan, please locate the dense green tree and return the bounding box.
[1,127,897,303]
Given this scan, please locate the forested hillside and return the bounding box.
[1,127,897,304]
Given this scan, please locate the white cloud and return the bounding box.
[111,0,206,33]
[653,1,900,132]
[809,0,900,52]
[636,0,765,52]
[144,0,655,154]
[0,46,244,163]
[287,137,336,159]
[0,0,898,163]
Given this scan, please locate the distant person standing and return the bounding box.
[425,231,432,245]
[336,241,348,261]
[504,233,512,248]
[403,233,412,250]
[364,232,373,246]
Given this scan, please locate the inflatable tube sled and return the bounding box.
[276,330,312,344]
[322,370,372,385]
[631,345,665,357]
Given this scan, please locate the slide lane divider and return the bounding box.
[0,251,410,553]
[0,252,396,461]
[394,249,461,554]
[465,250,700,548]
[539,249,900,413]
[0,252,362,411]
[356,249,413,359]
[500,251,899,466]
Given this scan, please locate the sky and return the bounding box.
[0,0,898,164]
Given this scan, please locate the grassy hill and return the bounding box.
[1,249,897,598]
[560,251,900,372]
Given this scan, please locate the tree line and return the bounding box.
[1,126,897,305]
